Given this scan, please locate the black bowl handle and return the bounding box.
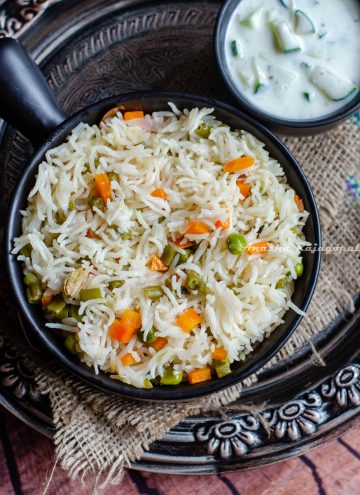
[0,38,67,147]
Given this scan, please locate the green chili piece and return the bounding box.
[178,249,192,264]
[24,272,39,286]
[109,280,124,290]
[69,305,83,322]
[26,284,42,304]
[108,172,120,183]
[160,367,183,385]
[89,196,105,212]
[64,334,77,355]
[214,357,231,378]
[80,287,103,301]
[226,233,247,255]
[161,245,177,266]
[294,261,304,277]
[47,295,67,316]
[144,378,153,389]
[139,326,157,344]
[144,286,163,300]
[121,231,133,241]
[195,122,211,139]
[20,244,32,257]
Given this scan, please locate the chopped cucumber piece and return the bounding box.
[253,58,268,94]
[239,8,262,28]
[230,39,243,58]
[237,68,254,89]
[270,20,303,53]
[304,91,315,102]
[278,0,290,8]
[269,66,297,90]
[310,66,358,101]
[294,10,317,34]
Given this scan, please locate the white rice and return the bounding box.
[13,105,309,388]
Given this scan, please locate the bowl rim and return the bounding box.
[214,0,360,131]
[5,90,321,401]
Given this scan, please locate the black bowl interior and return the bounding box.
[6,92,321,401]
[215,0,360,135]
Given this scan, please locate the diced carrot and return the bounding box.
[86,229,100,239]
[109,309,142,344]
[188,367,212,385]
[41,293,53,307]
[151,188,168,200]
[124,111,144,121]
[121,353,138,366]
[109,319,136,344]
[294,194,305,212]
[115,257,121,263]
[101,105,124,122]
[224,156,255,173]
[212,347,227,361]
[176,308,202,333]
[95,173,112,205]
[237,181,251,200]
[152,337,168,351]
[149,255,168,271]
[215,217,230,229]
[247,241,269,256]
[121,309,142,331]
[175,236,193,249]
[185,221,210,235]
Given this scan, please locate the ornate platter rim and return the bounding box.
[0,0,359,474]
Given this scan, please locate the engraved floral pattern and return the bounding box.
[321,364,360,408]
[264,393,324,441]
[195,417,260,459]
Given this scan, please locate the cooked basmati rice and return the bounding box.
[13,105,309,388]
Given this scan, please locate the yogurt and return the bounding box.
[225,0,360,120]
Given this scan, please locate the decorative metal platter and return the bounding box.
[0,0,360,474]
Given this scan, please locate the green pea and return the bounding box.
[226,233,247,255]
[108,172,120,183]
[64,334,78,355]
[89,196,104,212]
[20,244,32,257]
[26,283,42,304]
[80,287,103,301]
[139,326,157,344]
[109,280,124,290]
[47,295,67,316]
[24,272,39,286]
[195,122,211,139]
[178,249,192,264]
[161,245,177,266]
[294,261,304,277]
[144,286,163,300]
[160,367,183,385]
[214,357,231,378]
[185,270,202,290]
[69,305,83,323]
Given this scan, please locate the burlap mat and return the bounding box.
[2,117,360,488]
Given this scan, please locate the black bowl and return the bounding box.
[215,0,360,136]
[6,91,321,401]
